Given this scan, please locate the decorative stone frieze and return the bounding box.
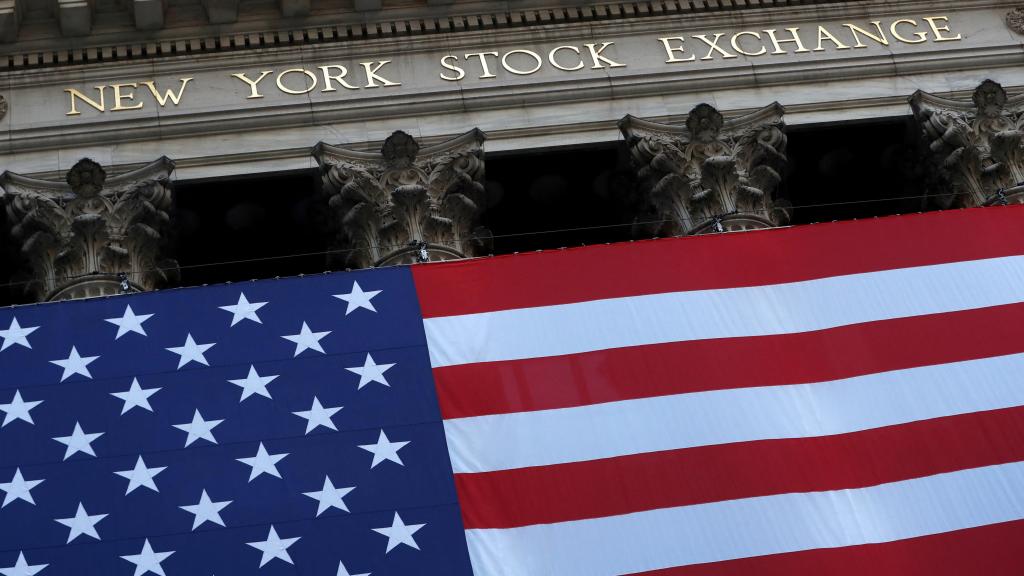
[314,129,491,268]
[619,102,789,235]
[910,80,1024,208]
[0,157,178,301]
[1006,7,1024,35]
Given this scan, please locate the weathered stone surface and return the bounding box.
[0,0,20,43]
[1007,7,1024,35]
[354,0,381,11]
[620,102,789,235]
[314,129,491,268]
[0,157,178,301]
[55,0,93,36]
[132,0,165,31]
[202,0,238,24]
[911,80,1024,208]
[280,0,310,17]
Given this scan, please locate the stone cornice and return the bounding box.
[1,0,1022,180]
[0,0,876,69]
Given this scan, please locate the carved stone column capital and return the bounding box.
[910,80,1024,208]
[620,102,789,235]
[314,129,491,268]
[0,157,178,301]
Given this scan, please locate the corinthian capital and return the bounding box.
[911,80,1024,208]
[0,157,177,301]
[314,129,491,268]
[620,102,789,235]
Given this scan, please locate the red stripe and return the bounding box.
[436,302,1024,419]
[413,206,1024,317]
[627,519,1024,576]
[456,406,1024,529]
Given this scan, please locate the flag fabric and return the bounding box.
[0,267,474,575]
[414,205,1024,575]
[3,206,1024,576]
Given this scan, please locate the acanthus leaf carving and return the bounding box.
[0,157,177,301]
[619,102,789,235]
[314,129,490,268]
[911,79,1024,207]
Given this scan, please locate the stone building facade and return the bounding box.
[1,0,1023,301]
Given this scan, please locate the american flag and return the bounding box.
[0,266,473,575]
[4,206,1024,576]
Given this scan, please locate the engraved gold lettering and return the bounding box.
[843,21,889,48]
[814,25,851,51]
[320,65,358,91]
[276,68,318,94]
[584,42,626,68]
[764,27,811,54]
[890,19,928,44]
[548,45,585,71]
[730,31,767,56]
[501,49,543,75]
[924,16,962,42]
[694,33,737,60]
[111,83,144,111]
[141,78,193,106]
[440,55,466,81]
[465,52,499,79]
[658,37,696,63]
[65,86,107,116]
[361,61,400,88]
[231,71,273,99]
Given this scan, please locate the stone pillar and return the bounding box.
[313,129,492,268]
[0,157,178,302]
[619,102,789,235]
[910,80,1024,208]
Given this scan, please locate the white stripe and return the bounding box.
[424,255,1024,367]
[445,352,1024,473]
[465,461,1024,576]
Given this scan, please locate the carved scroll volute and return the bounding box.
[910,80,1024,207]
[0,157,177,302]
[314,129,490,268]
[619,102,789,236]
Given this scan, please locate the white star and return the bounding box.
[121,539,173,576]
[1,390,42,427]
[111,378,161,415]
[358,430,409,469]
[227,365,279,402]
[303,476,355,516]
[345,354,396,390]
[0,551,47,576]
[246,525,300,567]
[292,397,342,434]
[333,281,382,315]
[281,322,330,356]
[1,468,44,508]
[165,334,215,369]
[49,346,99,382]
[104,305,154,339]
[219,293,267,326]
[52,422,103,460]
[0,317,38,351]
[372,512,425,553]
[179,490,231,531]
[172,410,223,447]
[335,560,370,576]
[114,456,166,495]
[55,502,107,543]
[236,442,288,482]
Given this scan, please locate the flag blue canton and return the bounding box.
[0,268,474,576]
